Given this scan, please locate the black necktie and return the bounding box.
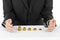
[27,0,31,8]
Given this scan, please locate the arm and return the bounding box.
[40,0,53,26]
[2,0,15,27]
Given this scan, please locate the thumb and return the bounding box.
[5,19,12,24]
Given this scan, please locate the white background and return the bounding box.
[0,0,60,40]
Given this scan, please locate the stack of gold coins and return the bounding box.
[33,28,37,31]
[39,28,42,31]
[28,27,31,31]
[23,27,26,31]
[18,26,21,31]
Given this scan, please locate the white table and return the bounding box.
[0,25,60,39]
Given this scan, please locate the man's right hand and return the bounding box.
[5,19,14,32]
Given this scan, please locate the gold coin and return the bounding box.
[39,28,42,31]
[33,28,37,31]
[28,27,31,31]
[18,26,21,31]
[23,27,26,31]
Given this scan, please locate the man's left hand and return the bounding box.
[48,19,56,32]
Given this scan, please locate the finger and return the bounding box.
[5,24,14,32]
[5,19,12,24]
[5,21,13,27]
[6,26,14,32]
[6,25,13,30]
[6,28,13,32]
[8,29,13,32]
[48,26,55,32]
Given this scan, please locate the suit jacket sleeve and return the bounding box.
[40,0,53,23]
[3,0,15,23]
[2,0,15,27]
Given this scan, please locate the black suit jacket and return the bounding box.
[2,0,53,27]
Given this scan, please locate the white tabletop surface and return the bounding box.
[0,25,60,39]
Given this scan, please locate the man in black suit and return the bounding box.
[2,0,56,32]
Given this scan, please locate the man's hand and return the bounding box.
[5,19,14,32]
[48,19,56,32]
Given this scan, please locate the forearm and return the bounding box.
[41,0,53,23]
[2,0,15,27]
[3,0,15,22]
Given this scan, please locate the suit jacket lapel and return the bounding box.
[22,0,28,8]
